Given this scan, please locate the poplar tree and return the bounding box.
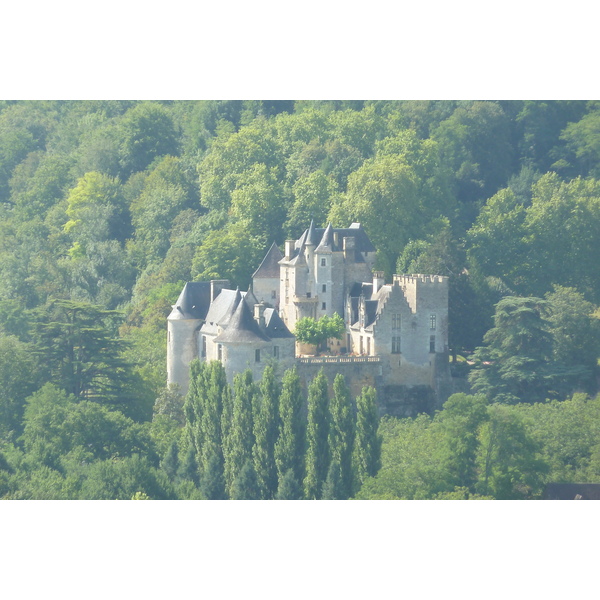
[231,459,260,500]
[304,368,330,499]
[321,460,343,500]
[328,374,355,499]
[275,468,303,500]
[201,361,229,470]
[352,386,382,491]
[253,364,280,499]
[274,367,305,491]
[183,359,206,466]
[223,370,256,497]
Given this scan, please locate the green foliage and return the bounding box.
[275,468,303,500]
[294,313,345,349]
[274,367,305,488]
[475,404,548,499]
[303,369,330,499]
[252,364,280,499]
[118,102,179,178]
[328,374,355,499]
[0,334,42,439]
[468,297,557,404]
[321,460,343,500]
[230,459,260,500]
[223,370,256,497]
[352,386,382,489]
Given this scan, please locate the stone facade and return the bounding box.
[167,222,451,413]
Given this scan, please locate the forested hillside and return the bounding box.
[1,100,600,499]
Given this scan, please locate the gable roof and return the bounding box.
[214,297,270,344]
[252,242,283,279]
[168,282,212,320]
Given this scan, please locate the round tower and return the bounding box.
[167,282,210,394]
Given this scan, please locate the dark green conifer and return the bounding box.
[303,368,330,499]
[253,364,280,499]
[328,374,355,499]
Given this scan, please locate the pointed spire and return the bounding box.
[214,295,270,343]
[306,219,318,246]
[316,222,335,253]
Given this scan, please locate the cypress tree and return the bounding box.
[274,367,305,492]
[223,370,256,497]
[303,368,330,499]
[276,468,303,500]
[253,364,280,499]
[321,460,343,500]
[328,374,355,499]
[230,459,260,500]
[352,386,382,492]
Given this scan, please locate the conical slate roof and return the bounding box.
[252,242,283,279]
[315,223,336,253]
[264,308,294,338]
[214,297,270,344]
[168,282,211,320]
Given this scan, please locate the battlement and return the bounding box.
[392,274,448,286]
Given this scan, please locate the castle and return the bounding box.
[167,222,451,415]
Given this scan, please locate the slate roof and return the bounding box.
[252,242,283,279]
[315,223,336,253]
[204,288,241,326]
[214,297,270,344]
[264,308,294,338]
[168,282,212,320]
[285,222,375,263]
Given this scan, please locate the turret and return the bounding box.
[167,282,211,394]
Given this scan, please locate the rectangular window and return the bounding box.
[360,336,363,354]
[217,344,222,361]
[255,349,261,363]
[271,290,277,299]
[322,302,327,310]
[366,337,371,355]
[430,314,437,330]
[392,336,401,354]
[321,258,326,267]
[201,336,206,358]
[430,335,436,353]
[392,313,401,329]
[322,284,327,293]
[273,346,279,359]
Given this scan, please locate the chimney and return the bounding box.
[210,279,230,300]
[343,236,355,262]
[373,271,385,293]
[333,231,340,248]
[285,240,295,259]
[254,303,266,329]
